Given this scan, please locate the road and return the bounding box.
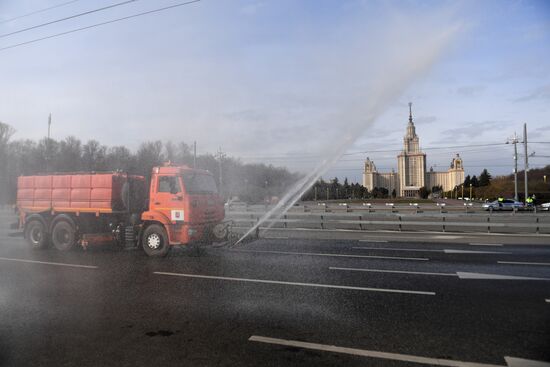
[1,210,549,366]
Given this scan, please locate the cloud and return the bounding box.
[513,84,550,102]
[532,126,548,134]
[440,120,513,139]
[456,85,486,97]
[415,115,437,124]
[240,1,265,15]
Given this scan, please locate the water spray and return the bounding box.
[235,21,462,246]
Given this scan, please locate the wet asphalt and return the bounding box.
[0,210,549,367]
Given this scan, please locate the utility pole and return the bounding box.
[506,133,520,202]
[314,186,317,201]
[523,123,529,204]
[48,113,51,140]
[217,147,225,196]
[193,141,197,168]
[46,113,52,172]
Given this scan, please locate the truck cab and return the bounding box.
[140,164,225,256]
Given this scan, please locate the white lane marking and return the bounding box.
[470,243,503,247]
[505,356,550,367]
[153,272,435,296]
[353,247,440,252]
[359,240,388,243]
[498,261,550,267]
[330,267,456,276]
[0,256,97,269]
[248,335,503,367]
[330,267,550,281]
[456,272,550,281]
[444,249,510,254]
[352,247,509,255]
[229,249,429,261]
[431,235,464,239]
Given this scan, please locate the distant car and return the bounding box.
[540,202,550,211]
[482,199,524,211]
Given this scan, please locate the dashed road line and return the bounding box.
[248,335,504,367]
[498,261,550,267]
[329,267,456,276]
[470,243,503,246]
[359,240,388,243]
[352,247,509,254]
[330,267,550,281]
[153,271,435,295]
[0,256,97,269]
[228,248,429,261]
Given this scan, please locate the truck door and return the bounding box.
[150,175,185,223]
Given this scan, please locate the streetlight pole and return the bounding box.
[469,183,472,200]
[506,133,519,202]
[523,124,529,204]
[217,147,225,197]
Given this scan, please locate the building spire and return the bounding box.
[408,102,413,124]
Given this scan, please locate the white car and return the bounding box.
[541,202,550,211]
[482,199,524,211]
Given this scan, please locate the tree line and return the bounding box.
[301,177,394,201]
[0,121,301,205]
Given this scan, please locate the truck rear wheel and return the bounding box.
[51,220,77,252]
[25,220,49,250]
[142,224,170,257]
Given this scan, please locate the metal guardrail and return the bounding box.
[226,202,541,215]
[226,210,550,235]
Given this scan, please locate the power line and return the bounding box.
[344,142,506,156]
[0,0,139,39]
[0,0,83,25]
[238,142,509,161]
[0,0,201,52]
[325,164,549,171]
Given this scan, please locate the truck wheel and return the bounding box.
[25,220,49,250]
[51,220,76,251]
[212,223,228,241]
[142,224,170,257]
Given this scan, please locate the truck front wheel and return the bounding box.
[51,220,76,251]
[142,224,170,257]
[25,220,49,250]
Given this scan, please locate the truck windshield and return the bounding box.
[182,173,218,194]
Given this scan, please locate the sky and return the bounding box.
[0,0,549,182]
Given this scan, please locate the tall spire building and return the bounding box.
[363,103,464,198]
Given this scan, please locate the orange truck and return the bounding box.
[15,163,227,256]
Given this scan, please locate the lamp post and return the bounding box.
[469,183,472,200]
[506,133,520,202]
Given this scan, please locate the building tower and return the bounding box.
[397,102,426,197]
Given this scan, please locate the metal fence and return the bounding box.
[226,206,550,235]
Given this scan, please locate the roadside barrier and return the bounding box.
[226,207,550,235]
